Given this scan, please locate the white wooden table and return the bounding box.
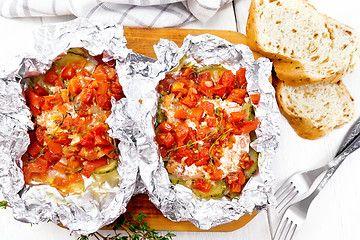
[1,0,360,239]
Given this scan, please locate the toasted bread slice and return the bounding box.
[246,0,360,86]
[275,80,355,139]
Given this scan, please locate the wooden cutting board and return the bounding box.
[117,27,261,232]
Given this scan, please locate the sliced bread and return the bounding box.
[275,80,355,139]
[246,0,360,86]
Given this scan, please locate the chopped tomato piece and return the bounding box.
[79,147,99,160]
[52,177,69,189]
[230,111,247,122]
[199,101,215,116]
[174,123,189,145]
[158,121,173,133]
[103,65,117,81]
[61,66,76,80]
[43,150,61,163]
[44,135,63,154]
[206,116,217,127]
[181,88,200,108]
[27,141,43,157]
[94,134,109,146]
[96,82,108,95]
[193,179,212,193]
[174,109,188,120]
[195,147,210,166]
[181,67,193,78]
[80,88,93,103]
[212,84,226,97]
[190,107,204,121]
[68,77,82,95]
[110,80,123,94]
[210,168,223,181]
[198,79,213,98]
[230,181,242,193]
[81,131,95,148]
[54,132,70,145]
[92,65,108,82]
[234,120,258,134]
[82,157,107,178]
[250,94,260,105]
[96,94,111,110]
[198,72,210,81]
[33,83,48,96]
[196,127,212,141]
[219,70,235,90]
[35,127,46,145]
[236,68,246,88]
[25,157,49,174]
[53,161,67,173]
[171,82,187,95]
[92,124,108,134]
[44,70,59,84]
[61,116,73,127]
[226,88,246,105]
[42,95,64,111]
[26,89,44,109]
[156,132,175,148]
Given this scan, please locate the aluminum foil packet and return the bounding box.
[0,18,138,234]
[130,34,281,229]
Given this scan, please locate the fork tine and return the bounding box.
[274,216,288,240]
[274,181,293,198]
[276,188,299,213]
[286,223,297,240]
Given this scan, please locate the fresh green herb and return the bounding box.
[29,146,46,162]
[46,133,56,139]
[59,112,69,127]
[78,213,176,240]
[0,200,9,209]
[208,129,232,165]
[111,139,120,155]
[0,201,176,240]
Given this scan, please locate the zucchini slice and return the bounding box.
[244,147,258,179]
[93,158,118,174]
[192,180,227,199]
[156,96,166,125]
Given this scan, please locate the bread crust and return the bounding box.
[275,80,355,140]
[246,0,360,86]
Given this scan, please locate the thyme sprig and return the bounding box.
[0,201,176,240]
[0,200,9,209]
[78,213,175,240]
[208,129,232,164]
[166,131,217,153]
[29,146,46,162]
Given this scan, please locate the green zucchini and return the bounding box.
[93,158,118,174]
[244,147,258,179]
[168,174,188,186]
[192,180,227,199]
[54,48,88,70]
[65,166,83,174]
[156,96,166,125]
[243,101,255,121]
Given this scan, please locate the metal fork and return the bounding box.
[273,118,360,240]
[274,117,360,214]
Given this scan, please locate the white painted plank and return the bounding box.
[233,0,360,239]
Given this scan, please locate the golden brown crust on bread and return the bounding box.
[275,80,355,140]
[246,0,360,86]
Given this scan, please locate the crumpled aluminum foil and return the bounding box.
[130,34,281,229]
[0,19,138,234]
